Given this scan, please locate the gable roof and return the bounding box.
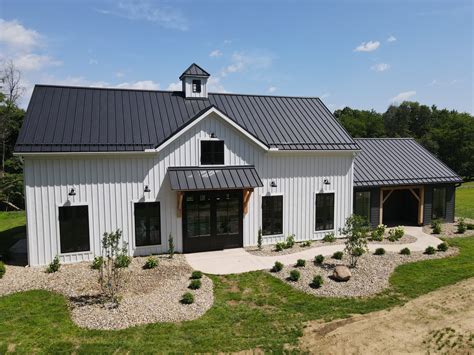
[179,63,210,79]
[15,85,359,153]
[353,138,462,187]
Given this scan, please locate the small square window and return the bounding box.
[201,140,224,165]
[192,80,201,93]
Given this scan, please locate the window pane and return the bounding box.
[262,195,283,236]
[432,187,446,220]
[354,191,371,223]
[192,79,201,93]
[315,193,335,231]
[134,202,161,246]
[59,205,90,253]
[201,141,224,165]
[216,194,240,235]
[186,194,211,238]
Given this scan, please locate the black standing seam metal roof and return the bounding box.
[353,138,462,187]
[168,166,263,191]
[179,63,211,79]
[15,85,360,153]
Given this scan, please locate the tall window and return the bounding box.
[59,205,90,253]
[192,79,201,93]
[134,202,161,246]
[354,191,371,223]
[315,193,335,231]
[262,195,283,236]
[201,140,224,165]
[185,193,211,238]
[432,187,446,220]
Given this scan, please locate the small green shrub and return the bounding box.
[168,234,175,259]
[370,224,386,241]
[289,269,300,281]
[322,232,336,243]
[115,254,132,268]
[46,256,60,273]
[457,218,467,234]
[181,292,194,304]
[189,279,202,290]
[143,256,158,269]
[467,223,474,230]
[437,242,449,252]
[314,254,324,265]
[257,228,263,250]
[191,270,203,279]
[296,259,306,267]
[0,261,5,279]
[388,226,404,241]
[311,275,324,288]
[432,219,442,234]
[400,247,411,255]
[374,248,386,255]
[300,240,312,247]
[332,251,343,260]
[275,242,285,252]
[424,246,436,255]
[285,235,295,248]
[91,256,103,270]
[352,247,365,257]
[271,261,284,272]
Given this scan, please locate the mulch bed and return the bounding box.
[422,217,474,239]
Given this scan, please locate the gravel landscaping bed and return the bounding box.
[268,248,458,298]
[422,218,474,238]
[0,255,214,330]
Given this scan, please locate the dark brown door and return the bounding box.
[183,190,243,253]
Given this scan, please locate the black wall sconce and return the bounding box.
[270,181,277,188]
[144,185,151,193]
[323,178,330,185]
[210,132,216,138]
[68,188,76,196]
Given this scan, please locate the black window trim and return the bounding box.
[353,190,371,223]
[192,79,202,93]
[314,192,336,232]
[261,193,284,237]
[431,186,447,220]
[57,203,92,255]
[133,200,162,248]
[200,139,225,166]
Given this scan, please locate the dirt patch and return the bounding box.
[299,278,474,354]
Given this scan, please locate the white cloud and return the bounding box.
[428,79,438,86]
[0,19,41,50]
[167,81,182,91]
[268,86,277,93]
[354,40,380,52]
[320,92,331,99]
[89,58,98,65]
[96,0,189,31]
[221,52,272,76]
[115,80,160,90]
[387,35,397,42]
[209,49,222,58]
[390,91,416,103]
[223,39,232,45]
[207,76,227,93]
[14,53,62,71]
[371,63,390,72]
[115,71,125,78]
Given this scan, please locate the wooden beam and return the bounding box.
[382,189,394,204]
[379,189,384,225]
[408,188,420,202]
[418,186,425,225]
[243,188,253,215]
[177,191,184,217]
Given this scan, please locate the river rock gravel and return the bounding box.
[0,255,214,330]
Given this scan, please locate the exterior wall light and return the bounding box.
[68,188,76,196]
[210,132,216,138]
[323,179,330,185]
[144,185,151,193]
[270,181,277,188]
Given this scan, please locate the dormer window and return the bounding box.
[201,140,224,165]
[192,80,201,93]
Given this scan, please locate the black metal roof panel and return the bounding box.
[15,85,359,153]
[168,165,263,191]
[179,63,210,79]
[354,138,462,187]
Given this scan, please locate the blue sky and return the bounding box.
[1,0,472,113]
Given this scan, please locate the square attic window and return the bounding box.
[192,79,202,93]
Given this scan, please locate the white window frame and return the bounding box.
[131,198,163,250]
[261,192,284,238]
[314,191,336,234]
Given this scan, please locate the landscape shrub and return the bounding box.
[467,223,474,230]
[91,256,103,270]
[257,228,263,250]
[374,248,386,255]
[0,261,5,278]
[143,256,158,269]
[314,254,324,265]
[388,226,404,241]
[289,269,300,281]
[370,224,386,241]
[115,254,132,268]
[437,242,449,252]
[46,256,61,273]
[168,234,175,259]
[332,251,343,260]
[296,259,306,267]
[400,247,411,255]
[312,275,324,288]
[300,240,312,247]
[275,242,286,252]
[191,270,203,279]
[432,219,442,234]
[189,279,202,290]
[457,218,467,234]
[424,246,436,255]
[181,292,194,304]
[341,215,369,267]
[285,235,295,248]
[322,232,336,243]
[271,261,284,272]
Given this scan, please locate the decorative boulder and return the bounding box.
[333,265,351,282]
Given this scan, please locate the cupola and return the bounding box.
[179,63,210,99]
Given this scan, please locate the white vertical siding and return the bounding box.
[24,112,354,266]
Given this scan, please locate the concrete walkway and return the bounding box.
[185,226,442,275]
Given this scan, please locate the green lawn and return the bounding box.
[456,182,474,219]
[0,211,26,256]
[1,234,473,353]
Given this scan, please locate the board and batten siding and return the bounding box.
[23,112,355,266]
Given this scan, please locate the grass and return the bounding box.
[0,233,473,353]
[456,182,474,219]
[0,211,26,256]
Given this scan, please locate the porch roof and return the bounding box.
[168,165,263,191]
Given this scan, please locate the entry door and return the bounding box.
[183,190,243,253]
